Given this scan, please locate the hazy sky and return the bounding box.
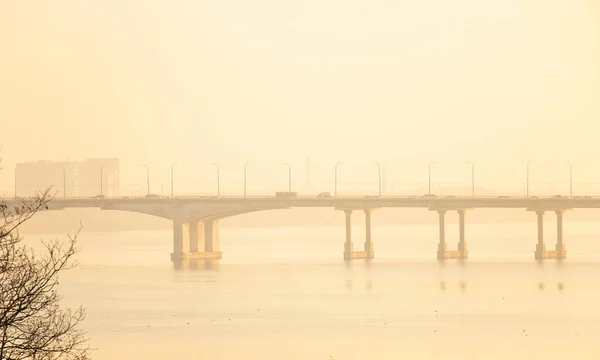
[1,0,599,195]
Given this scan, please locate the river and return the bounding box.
[31,221,600,359]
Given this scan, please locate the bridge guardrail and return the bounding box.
[10,195,600,201]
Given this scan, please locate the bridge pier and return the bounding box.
[342,209,375,261]
[189,220,200,253]
[436,209,468,260]
[555,210,567,259]
[171,219,222,261]
[203,220,221,254]
[534,210,546,260]
[172,218,185,256]
[458,209,468,258]
[343,210,353,260]
[436,210,447,260]
[532,209,568,261]
[364,209,374,259]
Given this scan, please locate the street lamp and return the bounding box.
[466,162,474,198]
[141,164,150,196]
[244,162,251,198]
[428,161,436,195]
[527,160,534,198]
[212,163,220,197]
[58,165,66,198]
[284,163,292,192]
[372,162,381,196]
[171,162,178,198]
[100,164,108,196]
[334,161,343,198]
[565,161,572,197]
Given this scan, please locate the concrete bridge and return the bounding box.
[8,194,600,262]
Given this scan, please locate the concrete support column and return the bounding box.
[437,210,447,260]
[204,220,220,252]
[189,220,199,253]
[172,218,184,259]
[555,210,567,259]
[213,220,220,252]
[172,218,222,262]
[458,209,468,259]
[537,211,544,246]
[344,210,353,260]
[535,211,546,260]
[364,209,374,258]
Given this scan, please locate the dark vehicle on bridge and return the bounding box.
[275,192,297,199]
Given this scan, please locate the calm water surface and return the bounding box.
[31,221,600,359]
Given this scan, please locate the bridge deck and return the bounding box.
[6,195,600,210]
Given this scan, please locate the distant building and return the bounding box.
[15,158,120,198]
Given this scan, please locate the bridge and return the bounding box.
[7,194,600,262]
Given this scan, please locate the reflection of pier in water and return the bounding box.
[172,259,220,271]
[439,281,468,292]
[538,282,565,291]
[436,281,566,292]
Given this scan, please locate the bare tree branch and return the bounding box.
[1,150,92,360]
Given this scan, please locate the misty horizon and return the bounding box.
[2,0,599,194]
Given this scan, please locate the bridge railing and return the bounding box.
[18,194,600,201]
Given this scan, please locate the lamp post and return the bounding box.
[527,160,534,198]
[141,164,150,195]
[565,161,572,197]
[212,163,220,197]
[244,162,251,198]
[171,162,178,198]
[100,164,108,196]
[428,161,436,195]
[334,161,343,198]
[373,162,381,196]
[284,163,292,192]
[466,162,474,198]
[58,165,66,198]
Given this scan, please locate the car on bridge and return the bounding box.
[317,192,332,198]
